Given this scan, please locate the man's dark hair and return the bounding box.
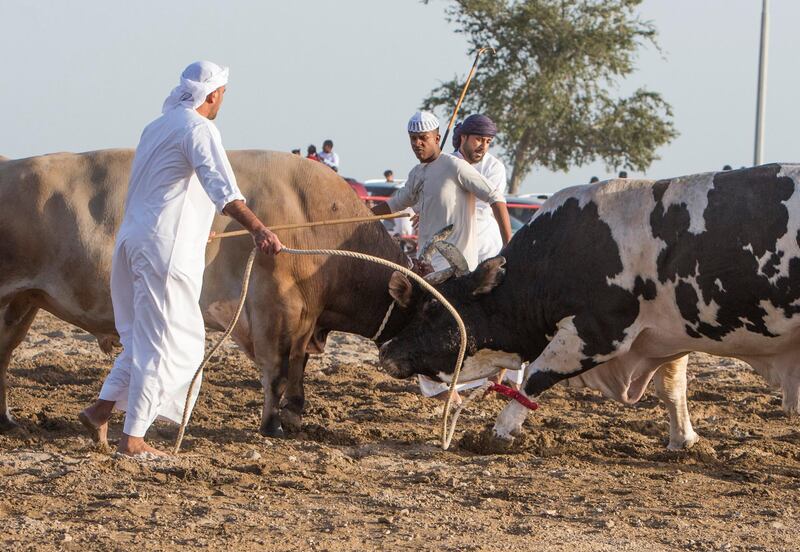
[384,169,393,178]
[307,145,317,154]
[589,176,599,183]
[618,170,628,178]
[323,139,333,148]
[722,164,732,171]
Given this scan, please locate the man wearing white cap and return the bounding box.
[372,111,513,403]
[79,61,283,456]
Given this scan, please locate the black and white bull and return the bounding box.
[379,164,800,448]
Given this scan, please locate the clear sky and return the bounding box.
[1,0,798,194]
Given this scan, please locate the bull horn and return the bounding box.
[424,267,455,285]
[419,224,455,264]
[433,241,469,276]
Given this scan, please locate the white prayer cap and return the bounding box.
[162,60,229,113]
[407,111,440,133]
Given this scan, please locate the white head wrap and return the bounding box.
[162,60,229,114]
[407,111,440,133]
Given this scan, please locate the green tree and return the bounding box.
[423,0,677,194]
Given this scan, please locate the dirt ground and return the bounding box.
[1,312,799,551]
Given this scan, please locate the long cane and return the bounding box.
[209,212,410,240]
[439,47,494,150]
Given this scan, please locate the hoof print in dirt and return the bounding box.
[460,427,526,455]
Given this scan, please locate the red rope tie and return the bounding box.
[489,382,539,410]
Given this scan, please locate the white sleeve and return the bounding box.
[386,168,420,212]
[452,156,505,204]
[182,123,246,214]
[483,159,507,200]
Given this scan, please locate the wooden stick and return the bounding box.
[209,212,411,240]
[440,46,494,150]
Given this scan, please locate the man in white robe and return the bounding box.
[371,111,513,403]
[452,114,506,263]
[80,61,283,456]
[443,114,525,395]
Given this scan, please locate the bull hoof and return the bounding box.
[0,412,18,433]
[460,427,521,455]
[667,430,700,451]
[279,409,303,433]
[259,416,285,438]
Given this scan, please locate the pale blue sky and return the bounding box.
[1,0,798,194]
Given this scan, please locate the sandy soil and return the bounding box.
[1,312,799,551]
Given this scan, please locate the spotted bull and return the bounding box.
[380,164,800,449]
[0,149,413,438]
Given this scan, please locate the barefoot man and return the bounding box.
[80,61,283,456]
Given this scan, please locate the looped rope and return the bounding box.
[172,246,469,454]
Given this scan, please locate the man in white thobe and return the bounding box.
[371,111,513,403]
[80,61,283,456]
[452,114,506,262]
[443,114,525,395]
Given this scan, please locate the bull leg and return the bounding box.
[493,316,615,441]
[745,356,800,417]
[782,378,800,416]
[653,355,699,450]
[280,352,310,433]
[0,297,39,431]
[258,347,289,438]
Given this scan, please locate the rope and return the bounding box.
[371,301,396,342]
[172,249,257,454]
[172,246,469,454]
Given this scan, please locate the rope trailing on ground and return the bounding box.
[172,247,468,454]
[173,249,257,454]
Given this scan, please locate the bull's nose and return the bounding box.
[378,343,408,379]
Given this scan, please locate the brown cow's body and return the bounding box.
[0,149,408,436]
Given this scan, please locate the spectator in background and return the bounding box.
[319,139,339,172]
[384,169,394,183]
[618,170,628,178]
[590,176,599,183]
[291,149,301,155]
[306,145,320,162]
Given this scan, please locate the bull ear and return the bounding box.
[470,256,506,295]
[389,271,413,308]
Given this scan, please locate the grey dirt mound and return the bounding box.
[1,313,799,551]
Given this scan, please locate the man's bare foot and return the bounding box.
[79,400,114,445]
[117,434,168,457]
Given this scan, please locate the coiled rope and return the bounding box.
[173,246,469,454]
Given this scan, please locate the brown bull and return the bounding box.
[0,149,409,437]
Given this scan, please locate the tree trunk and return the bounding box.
[508,135,532,195]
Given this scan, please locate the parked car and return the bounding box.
[505,194,546,224]
[363,179,407,201]
[343,177,369,200]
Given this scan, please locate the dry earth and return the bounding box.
[1,312,799,551]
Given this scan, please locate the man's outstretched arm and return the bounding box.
[223,199,283,255]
